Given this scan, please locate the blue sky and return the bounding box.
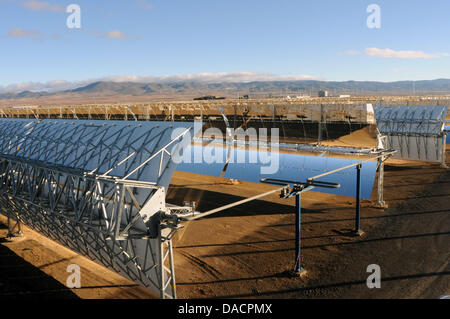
[0,0,449,92]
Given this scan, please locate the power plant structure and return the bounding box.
[0,101,448,298]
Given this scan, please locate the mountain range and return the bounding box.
[1,79,450,103]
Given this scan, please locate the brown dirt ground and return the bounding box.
[0,214,158,299]
[0,127,449,299]
[320,125,378,148]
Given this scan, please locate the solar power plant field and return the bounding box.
[0,102,449,299]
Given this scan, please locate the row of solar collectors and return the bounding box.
[176,145,377,199]
[0,119,378,200]
[0,118,195,189]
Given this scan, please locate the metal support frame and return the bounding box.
[441,133,448,169]
[286,183,324,275]
[0,154,180,297]
[5,203,23,239]
[376,155,387,208]
[159,227,178,299]
[294,193,303,274]
[375,133,390,207]
[259,179,339,276]
[287,182,335,275]
[353,164,364,236]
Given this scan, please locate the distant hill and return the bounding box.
[1,79,450,102]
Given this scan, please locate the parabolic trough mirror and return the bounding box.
[374,105,448,164]
[176,144,378,199]
[0,118,199,299]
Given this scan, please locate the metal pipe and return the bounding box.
[168,240,177,299]
[377,155,386,207]
[261,178,339,189]
[441,133,448,168]
[308,151,396,181]
[354,164,362,234]
[159,241,165,299]
[294,193,303,274]
[182,186,287,221]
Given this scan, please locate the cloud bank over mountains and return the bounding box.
[0,72,325,94]
[343,48,449,59]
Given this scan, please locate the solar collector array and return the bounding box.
[0,118,197,298]
[0,119,194,189]
[374,105,448,162]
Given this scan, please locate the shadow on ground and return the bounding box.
[0,238,79,299]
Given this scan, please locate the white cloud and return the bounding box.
[0,80,72,93]
[20,0,64,12]
[87,30,139,40]
[7,27,41,38]
[99,72,324,83]
[365,47,448,59]
[103,30,129,40]
[0,72,325,94]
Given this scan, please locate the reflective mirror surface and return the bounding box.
[176,145,377,199]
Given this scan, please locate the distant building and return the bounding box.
[193,96,226,101]
[339,95,351,98]
[318,90,328,97]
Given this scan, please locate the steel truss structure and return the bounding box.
[0,119,197,298]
